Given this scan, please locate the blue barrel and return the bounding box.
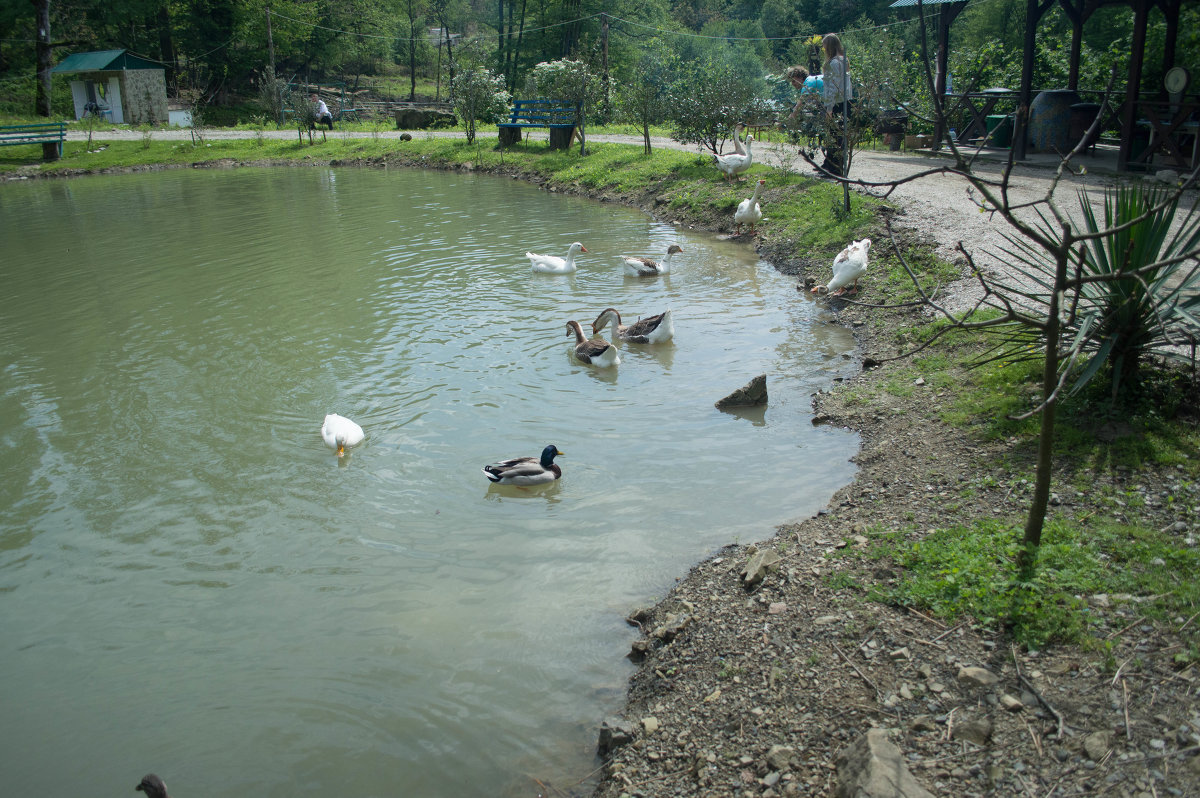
[1028,90,1081,152]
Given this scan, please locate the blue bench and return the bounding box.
[497,99,580,149]
[0,122,65,159]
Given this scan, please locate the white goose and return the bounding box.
[715,134,753,181]
[592,307,674,345]
[730,122,749,155]
[321,413,365,457]
[622,244,684,277]
[813,238,871,296]
[734,179,766,235]
[528,242,587,274]
[566,319,620,367]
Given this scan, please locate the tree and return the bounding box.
[451,63,509,144]
[613,42,675,154]
[402,0,429,101]
[665,45,771,154]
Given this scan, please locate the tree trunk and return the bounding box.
[31,0,58,161]
[157,3,177,90]
[1017,247,1069,576]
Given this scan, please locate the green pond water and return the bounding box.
[0,166,858,797]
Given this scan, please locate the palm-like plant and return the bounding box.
[973,183,1200,404]
[1073,184,1200,399]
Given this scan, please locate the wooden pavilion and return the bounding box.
[889,0,1197,172]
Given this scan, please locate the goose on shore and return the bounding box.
[734,179,767,235]
[715,134,753,181]
[813,238,871,296]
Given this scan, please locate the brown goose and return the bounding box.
[622,244,684,277]
[566,320,620,367]
[592,307,674,345]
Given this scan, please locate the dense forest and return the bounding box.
[1,0,1196,124]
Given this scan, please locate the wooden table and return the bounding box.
[948,88,1017,144]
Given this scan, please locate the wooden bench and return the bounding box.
[497,99,580,149]
[0,122,66,159]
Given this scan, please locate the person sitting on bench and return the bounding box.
[310,93,334,130]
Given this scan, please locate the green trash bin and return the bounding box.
[986,114,1013,148]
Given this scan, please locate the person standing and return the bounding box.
[785,65,810,123]
[820,34,853,177]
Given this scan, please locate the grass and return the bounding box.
[825,311,1200,655]
[849,517,1200,655]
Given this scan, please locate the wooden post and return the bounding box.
[1118,0,1150,171]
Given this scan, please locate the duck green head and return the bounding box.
[541,445,564,466]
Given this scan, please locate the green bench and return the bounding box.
[0,122,66,159]
[497,99,580,149]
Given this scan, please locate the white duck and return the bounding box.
[622,244,684,277]
[714,134,753,181]
[528,242,587,274]
[813,238,871,296]
[482,444,564,486]
[734,179,766,235]
[592,307,674,345]
[566,319,620,367]
[321,413,365,457]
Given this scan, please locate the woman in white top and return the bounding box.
[820,33,853,177]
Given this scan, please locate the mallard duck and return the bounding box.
[321,413,365,457]
[813,238,871,296]
[482,444,564,486]
[592,307,674,345]
[622,244,684,277]
[136,775,170,798]
[528,242,587,274]
[566,319,620,367]
[734,179,766,235]
[714,134,753,181]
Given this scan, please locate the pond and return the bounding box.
[0,166,858,797]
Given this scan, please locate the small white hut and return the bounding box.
[52,49,168,125]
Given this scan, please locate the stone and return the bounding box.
[834,728,934,798]
[393,107,456,129]
[953,718,994,746]
[1001,693,1025,712]
[651,613,691,642]
[716,374,768,408]
[1084,730,1113,761]
[957,666,1001,688]
[766,744,796,771]
[641,716,660,734]
[628,639,652,661]
[597,717,636,757]
[742,548,782,588]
